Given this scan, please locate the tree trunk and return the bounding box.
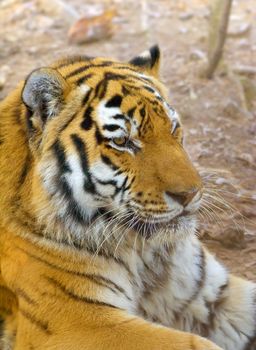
[203,0,233,79]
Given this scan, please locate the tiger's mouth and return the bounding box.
[121,211,192,239]
[95,207,195,239]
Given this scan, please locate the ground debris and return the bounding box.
[179,12,194,21]
[68,10,117,45]
[0,65,10,91]
[228,22,251,38]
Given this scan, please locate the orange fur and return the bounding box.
[0,47,222,349]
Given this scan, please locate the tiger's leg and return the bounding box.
[179,247,256,350]
[208,274,256,350]
[0,276,17,350]
[20,309,222,350]
[177,248,256,350]
[139,238,255,350]
[0,315,17,350]
[186,248,256,350]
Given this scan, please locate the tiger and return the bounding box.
[0,45,255,350]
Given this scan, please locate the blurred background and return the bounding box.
[0,0,255,280]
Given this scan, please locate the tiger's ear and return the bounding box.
[129,45,161,78]
[22,67,69,123]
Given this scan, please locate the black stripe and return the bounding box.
[0,307,12,316]
[120,176,128,191]
[65,61,114,79]
[95,178,117,187]
[103,124,120,132]
[115,65,140,73]
[51,139,85,224]
[105,94,123,108]
[82,89,92,106]
[139,106,146,118]
[130,56,150,67]
[104,72,125,81]
[0,285,12,293]
[127,107,136,118]
[95,127,104,144]
[113,114,126,121]
[20,308,51,335]
[143,85,155,93]
[45,276,118,309]
[18,153,31,187]
[12,105,22,125]
[94,79,106,99]
[15,245,131,300]
[15,287,36,305]
[245,333,256,350]
[0,318,4,339]
[55,55,93,69]
[58,112,77,134]
[76,73,94,85]
[121,85,129,95]
[65,64,92,78]
[191,248,206,301]
[25,107,34,130]
[180,248,206,312]
[70,134,95,193]
[51,139,71,174]
[80,106,94,131]
[51,175,86,225]
[85,244,133,278]
[66,201,85,224]
[100,154,118,170]
[149,45,160,67]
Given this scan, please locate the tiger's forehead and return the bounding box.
[54,56,164,94]
[53,56,180,134]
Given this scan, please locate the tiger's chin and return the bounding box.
[122,213,198,242]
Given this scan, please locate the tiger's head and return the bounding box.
[22,46,202,247]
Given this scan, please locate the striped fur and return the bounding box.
[0,46,255,350]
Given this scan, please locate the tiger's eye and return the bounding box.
[113,136,128,147]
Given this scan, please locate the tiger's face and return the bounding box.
[22,46,202,245]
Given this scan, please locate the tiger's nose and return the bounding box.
[165,189,200,207]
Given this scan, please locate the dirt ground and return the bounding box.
[0,0,255,280]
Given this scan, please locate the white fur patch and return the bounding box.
[65,155,97,218]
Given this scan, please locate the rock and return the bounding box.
[8,1,36,22]
[190,49,206,61]
[204,101,212,109]
[179,12,194,21]
[214,177,230,185]
[0,0,19,9]
[178,26,188,34]
[0,74,6,90]
[228,22,251,38]
[223,100,241,119]
[27,47,38,55]
[237,39,250,48]
[189,88,197,100]
[26,15,54,31]
[247,122,256,136]
[68,10,116,45]
[189,128,198,136]
[0,65,10,90]
[240,76,256,109]
[236,153,254,167]
[218,227,246,249]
